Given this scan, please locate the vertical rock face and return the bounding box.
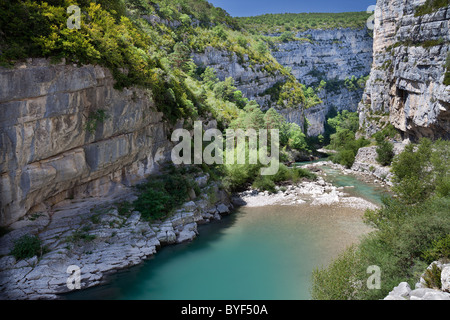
[360,0,450,140]
[304,86,370,137]
[191,47,286,108]
[271,28,373,86]
[0,59,175,226]
[272,28,373,136]
[193,28,373,137]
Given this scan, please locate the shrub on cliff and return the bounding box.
[279,31,295,43]
[376,140,394,166]
[10,234,47,260]
[133,166,200,221]
[444,53,450,86]
[415,0,449,17]
[372,124,399,143]
[133,189,173,221]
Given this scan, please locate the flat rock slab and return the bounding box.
[0,181,231,299]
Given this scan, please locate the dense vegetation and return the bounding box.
[0,0,204,122]
[325,114,400,169]
[131,165,202,221]
[10,235,47,260]
[376,140,394,166]
[0,0,320,126]
[0,0,320,226]
[236,12,371,35]
[325,110,370,168]
[373,124,398,166]
[311,138,450,300]
[221,102,317,192]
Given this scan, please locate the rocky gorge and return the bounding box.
[0,0,448,302]
[0,158,381,299]
[272,28,373,136]
[0,29,375,227]
[192,27,373,136]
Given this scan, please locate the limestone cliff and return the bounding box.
[359,0,450,140]
[272,28,373,136]
[193,27,373,136]
[191,47,286,108]
[271,28,372,86]
[0,59,175,226]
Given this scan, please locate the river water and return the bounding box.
[65,164,388,300]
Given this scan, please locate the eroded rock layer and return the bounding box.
[359,0,450,140]
[0,59,174,226]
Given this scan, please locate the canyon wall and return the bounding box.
[0,59,175,226]
[272,28,373,136]
[192,47,286,108]
[193,27,373,136]
[271,28,372,86]
[359,0,450,140]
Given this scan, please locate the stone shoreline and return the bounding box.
[232,174,379,211]
[0,162,382,300]
[304,160,392,190]
[0,173,232,300]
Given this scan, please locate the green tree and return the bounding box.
[264,108,285,130]
[288,123,308,151]
[376,141,394,166]
[391,138,450,204]
[243,102,265,129]
[201,67,219,89]
[327,110,359,133]
[213,77,237,101]
[180,13,192,26]
[232,90,248,108]
[328,128,355,150]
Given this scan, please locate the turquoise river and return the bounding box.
[65,163,388,300]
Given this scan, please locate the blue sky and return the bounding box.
[208,0,377,17]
